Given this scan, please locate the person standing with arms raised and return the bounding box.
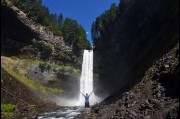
[80,91,94,113]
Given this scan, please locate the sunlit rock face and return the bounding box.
[1,3,71,56]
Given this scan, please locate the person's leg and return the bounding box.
[86,108,88,113]
[87,103,90,113]
[88,108,90,113]
[85,102,87,113]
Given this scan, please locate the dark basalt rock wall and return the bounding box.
[1,5,39,56]
[95,0,179,97]
[76,44,179,119]
[1,3,71,57]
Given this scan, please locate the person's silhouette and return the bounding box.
[80,91,93,113]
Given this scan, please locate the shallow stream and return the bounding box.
[38,107,84,119]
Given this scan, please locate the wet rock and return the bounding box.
[93,107,100,114]
[141,104,146,108]
[152,73,159,80]
[74,45,179,119]
[152,99,161,109]
[159,65,166,71]
[121,105,126,111]
[164,64,170,68]
[157,92,161,98]
[131,101,136,106]
[125,96,129,101]
[145,99,150,105]
[124,103,129,107]
[129,110,137,117]
[144,109,149,116]
[144,115,151,119]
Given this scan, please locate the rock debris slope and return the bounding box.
[75,45,179,119]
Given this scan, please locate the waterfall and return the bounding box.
[77,50,100,106]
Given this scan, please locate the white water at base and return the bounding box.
[50,50,102,107]
[77,50,101,106]
[37,50,102,118]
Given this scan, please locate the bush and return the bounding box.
[39,62,52,72]
[29,47,39,56]
[57,65,80,74]
[33,40,53,60]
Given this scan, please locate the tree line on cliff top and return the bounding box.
[91,0,127,49]
[10,0,92,54]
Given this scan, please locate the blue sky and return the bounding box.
[42,0,120,44]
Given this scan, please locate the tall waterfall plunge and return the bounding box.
[78,50,100,106]
[55,50,101,106]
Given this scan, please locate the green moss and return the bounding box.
[46,87,63,94]
[1,112,13,117]
[57,65,80,74]
[32,40,53,60]
[39,62,52,72]
[1,65,63,95]
[1,104,15,117]
[38,85,63,94]
[10,56,40,65]
[137,84,146,92]
[2,65,37,90]
[1,104,16,112]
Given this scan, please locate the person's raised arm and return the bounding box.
[80,92,85,96]
[89,91,94,96]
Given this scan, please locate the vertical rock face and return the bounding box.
[1,2,72,56]
[1,1,81,102]
[1,5,37,55]
[95,0,179,95]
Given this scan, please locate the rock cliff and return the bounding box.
[1,0,72,59]
[1,2,82,118]
[76,44,179,119]
[94,0,179,97]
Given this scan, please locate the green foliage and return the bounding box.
[29,47,39,56]
[57,65,80,74]
[1,104,16,113]
[57,13,63,30]
[11,0,26,9]
[2,65,36,90]
[1,0,7,5]
[91,1,129,46]
[32,40,53,60]
[9,0,91,56]
[55,52,71,61]
[62,18,92,56]
[62,18,79,44]
[73,25,92,55]
[39,62,51,72]
[91,3,118,46]
[54,45,78,63]
[2,65,63,94]
[118,0,127,15]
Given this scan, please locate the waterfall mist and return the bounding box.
[77,50,101,106]
[53,50,102,106]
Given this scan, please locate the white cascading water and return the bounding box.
[38,50,102,118]
[77,50,100,106]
